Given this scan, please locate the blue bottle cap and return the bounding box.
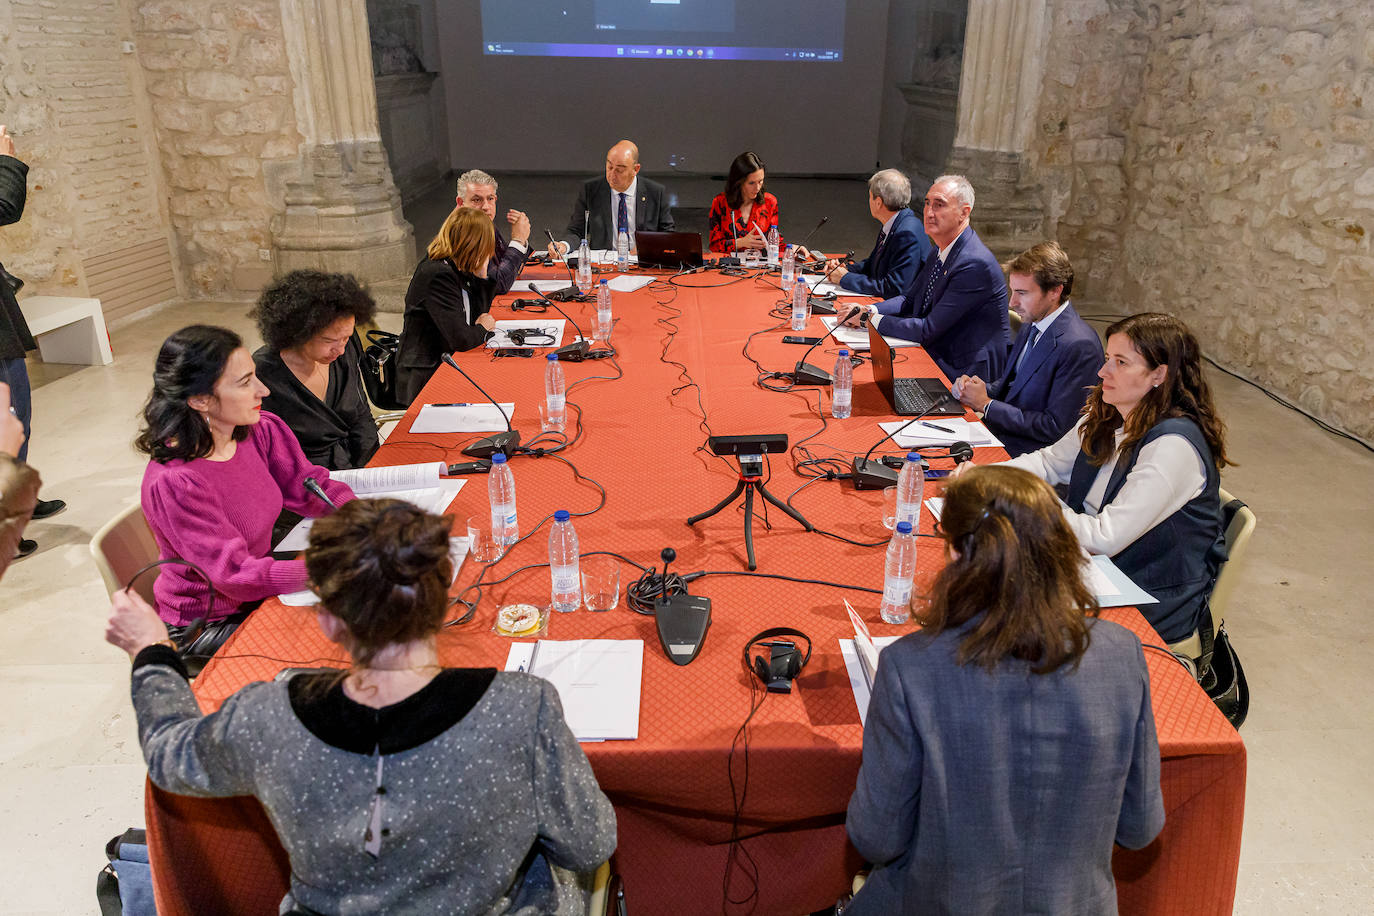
[547,353,558,361]
[906,451,921,462]
[599,278,608,285]
[491,452,507,464]
[554,509,570,522]
[896,521,912,534]
[838,349,849,356]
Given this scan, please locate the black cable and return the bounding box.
[684,568,882,595]
[723,675,766,914]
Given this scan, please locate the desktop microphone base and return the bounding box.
[555,341,591,362]
[655,594,712,666]
[792,362,833,386]
[462,429,521,459]
[851,457,899,490]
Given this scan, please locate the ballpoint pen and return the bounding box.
[920,421,955,434]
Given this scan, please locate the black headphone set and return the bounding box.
[742,626,812,694]
[507,327,556,347]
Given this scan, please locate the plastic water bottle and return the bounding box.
[895,451,925,531]
[576,240,592,294]
[780,244,795,292]
[880,521,917,624]
[791,276,809,331]
[616,228,630,271]
[766,223,780,266]
[545,353,566,430]
[548,509,581,612]
[831,349,852,418]
[596,279,613,339]
[488,452,518,546]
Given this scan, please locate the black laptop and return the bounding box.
[866,322,965,417]
[636,231,705,270]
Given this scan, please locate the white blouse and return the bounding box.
[1004,417,1207,556]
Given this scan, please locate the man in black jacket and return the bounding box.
[553,139,674,253]
[1,125,65,560]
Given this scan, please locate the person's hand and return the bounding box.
[506,209,531,245]
[956,376,990,411]
[547,240,569,260]
[476,313,497,332]
[793,245,812,262]
[737,227,767,251]
[106,589,172,659]
[825,262,848,284]
[949,460,975,479]
[0,125,14,158]
[838,305,869,328]
[0,382,24,458]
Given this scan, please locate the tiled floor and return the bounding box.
[4,179,1372,913]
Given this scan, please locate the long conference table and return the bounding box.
[144,262,1246,915]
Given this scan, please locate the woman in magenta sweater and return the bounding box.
[137,325,354,657]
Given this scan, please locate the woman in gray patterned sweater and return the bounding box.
[106,498,616,915]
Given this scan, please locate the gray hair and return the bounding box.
[932,174,975,210]
[868,169,912,210]
[456,169,497,197]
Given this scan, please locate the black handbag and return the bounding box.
[1200,618,1249,728]
[359,329,406,411]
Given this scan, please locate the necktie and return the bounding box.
[1007,326,1040,387]
[873,229,888,260]
[617,192,628,236]
[917,258,945,317]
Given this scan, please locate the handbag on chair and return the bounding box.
[360,329,406,411]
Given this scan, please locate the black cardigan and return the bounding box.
[253,337,379,470]
[395,257,496,405]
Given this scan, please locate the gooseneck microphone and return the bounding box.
[303,476,337,509]
[852,414,931,489]
[543,229,587,302]
[791,316,854,386]
[440,352,521,459]
[531,287,592,361]
[793,216,829,263]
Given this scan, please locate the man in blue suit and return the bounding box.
[952,242,1104,456]
[819,169,930,299]
[841,175,1009,382]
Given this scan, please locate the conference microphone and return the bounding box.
[793,216,829,263]
[791,315,855,386]
[543,229,587,302]
[531,287,592,361]
[852,414,932,489]
[440,352,521,459]
[303,477,337,509]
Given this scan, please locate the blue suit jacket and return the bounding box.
[984,303,1104,456]
[845,619,1165,916]
[840,208,930,300]
[874,226,1009,382]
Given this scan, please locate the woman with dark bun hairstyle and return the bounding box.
[251,269,380,470]
[845,466,1164,915]
[136,325,354,655]
[106,498,617,916]
[999,312,1230,644]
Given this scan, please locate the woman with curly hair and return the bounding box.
[845,466,1163,914]
[251,270,379,470]
[107,498,616,914]
[993,312,1231,643]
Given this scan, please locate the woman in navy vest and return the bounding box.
[993,313,1230,643]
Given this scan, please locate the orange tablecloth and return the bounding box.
[146,267,1245,915]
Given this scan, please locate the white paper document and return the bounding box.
[504,639,644,741]
[411,402,515,434]
[839,634,904,724]
[606,274,655,292]
[273,462,464,552]
[486,319,567,349]
[805,278,876,297]
[880,418,1003,449]
[819,317,918,350]
[280,536,471,606]
[1085,554,1157,607]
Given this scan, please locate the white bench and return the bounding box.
[18,296,113,365]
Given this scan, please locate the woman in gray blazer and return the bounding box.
[846,465,1164,915]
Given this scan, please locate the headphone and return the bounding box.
[742,627,812,694]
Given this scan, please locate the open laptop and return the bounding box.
[636,230,705,270]
[867,321,966,416]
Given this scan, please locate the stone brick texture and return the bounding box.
[132,0,302,297]
[1029,0,1374,439]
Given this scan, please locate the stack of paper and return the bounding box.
[505,639,644,741]
[819,316,918,350]
[1084,555,1157,607]
[606,274,655,292]
[411,402,514,434]
[880,418,1003,449]
[486,319,567,349]
[838,600,903,723]
[273,462,465,552]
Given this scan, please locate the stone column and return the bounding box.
[270,0,415,280]
[944,0,1050,258]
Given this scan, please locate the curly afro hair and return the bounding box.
[251,270,378,353]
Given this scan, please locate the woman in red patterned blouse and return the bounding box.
[707,151,782,253]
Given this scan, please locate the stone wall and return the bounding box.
[1027,0,1374,439]
[131,0,303,296]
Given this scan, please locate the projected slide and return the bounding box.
[480,0,845,61]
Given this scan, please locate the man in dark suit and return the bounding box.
[953,242,1104,456]
[553,139,674,253]
[0,125,64,561]
[821,169,930,299]
[454,169,532,295]
[841,175,1009,382]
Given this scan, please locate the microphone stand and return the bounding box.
[440,352,521,459]
[543,229,590,302]
[791,216,829,267]
[852,414,930,489]
[532,288,592,361]
[791,315,855,386]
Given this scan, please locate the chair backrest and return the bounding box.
[1210,487,1257,622]
[90,502,160,606]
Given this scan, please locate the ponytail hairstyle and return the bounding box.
[1080,312,1230,469]
[135,325,248,463]
[304,499,453,668]
[724,151,766,210]
[919,466,1098,674]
